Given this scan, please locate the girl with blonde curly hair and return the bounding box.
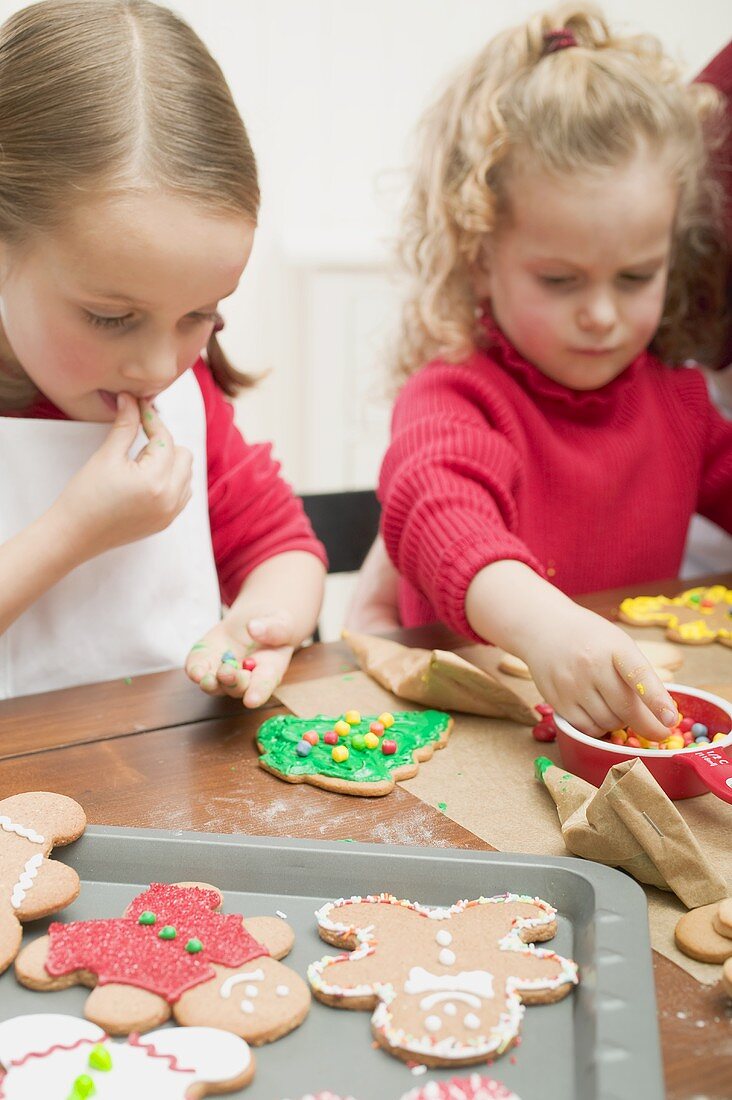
[359,5,732,740]
[0,0,325,701]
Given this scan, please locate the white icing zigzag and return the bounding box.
[10,853,44,909]
[0,816,45,845]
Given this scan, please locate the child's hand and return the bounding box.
[57,394,193,558]
[186,613,296,708]
[522,605,678,741]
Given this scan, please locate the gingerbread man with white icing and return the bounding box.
[0,791,86,975]
[15,881,311,1043]
[0,1013,254,1097]
[308,893,578,1066]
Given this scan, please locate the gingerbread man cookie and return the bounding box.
[15,881,311,1042]
[0,791,86,975]
[308,893,578,1066]
[618,585,732,647]
[0,1013,254,1097]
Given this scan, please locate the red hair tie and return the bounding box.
[543,28,577,54]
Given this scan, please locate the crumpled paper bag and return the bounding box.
[536,755,728,908]
[343,630,536,725]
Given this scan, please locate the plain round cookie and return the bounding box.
[675,902,732,963]
[712,898,732,940]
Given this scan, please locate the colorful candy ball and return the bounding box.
[242,657,257,672]
[344,710,361,725]
[369,721,385,736]
[351,735,366,751]
[334,720,351,737]
[364,732,379,749]
[295,740,312,757]
[691,722,708,738]
[531,719,556,743]
[332,745,349,763]
[323,730,338,746]
[302,729,319,745]
[382,739,397,755]
[378,712,395,729]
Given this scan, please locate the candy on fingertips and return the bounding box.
[242,658,257,672]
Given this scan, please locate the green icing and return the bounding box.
[257,711,451,784]
[534,756,554,782]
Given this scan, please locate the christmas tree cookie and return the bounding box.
[257,709,453,796]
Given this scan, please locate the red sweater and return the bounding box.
[3,359,326,606]
[378,325,732,642]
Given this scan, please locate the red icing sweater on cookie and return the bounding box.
[4,360,326,605]
[378,324,732,641]
[46,883,268,1002]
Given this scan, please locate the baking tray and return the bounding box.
[0,826,663,1100]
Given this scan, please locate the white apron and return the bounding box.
[0,370,221,699]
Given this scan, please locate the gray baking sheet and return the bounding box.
[0,826,663,1100]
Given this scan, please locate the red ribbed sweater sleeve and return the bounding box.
[193,362,327,606]
[378,333,732,641]
[379,365,543,641]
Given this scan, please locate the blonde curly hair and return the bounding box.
[394,3,727,382]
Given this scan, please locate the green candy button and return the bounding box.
[138,911,156,926]
[185,937,203,953]
[68,1075,96,1099]
[88,1044,113,1071]
[158,925,177,940]
[350,734,366,751]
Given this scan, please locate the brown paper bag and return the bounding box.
[343,630,536,725]
[536,756,728,907]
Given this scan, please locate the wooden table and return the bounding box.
[1,571,730,1099]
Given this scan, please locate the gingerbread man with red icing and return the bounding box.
[308,892,578,1066]
[0,791,86,975]
[15,880,311,1043]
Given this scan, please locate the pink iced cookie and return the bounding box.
[0,1013,254,1097]
[400,1075,523,1099]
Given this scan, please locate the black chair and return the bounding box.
[301,489,381,575]
[301,489,381,642]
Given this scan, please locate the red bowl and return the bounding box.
[553,686,732,801]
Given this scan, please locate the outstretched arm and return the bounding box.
[467,560,678,741]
